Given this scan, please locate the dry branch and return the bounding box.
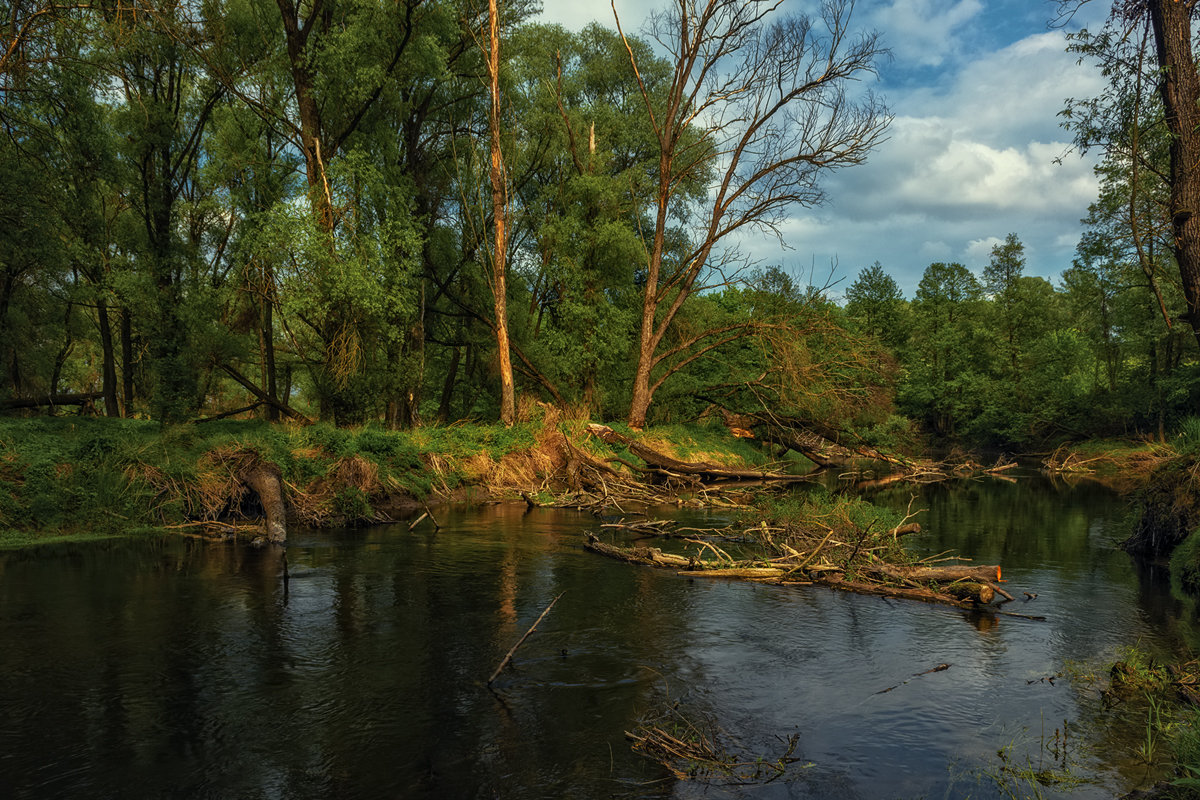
[487,592,564,686]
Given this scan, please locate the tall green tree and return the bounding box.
[844,261,908,350]
[506,22,665,416]
[900,263,987,437]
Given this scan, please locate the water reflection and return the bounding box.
[0,474,1192,798]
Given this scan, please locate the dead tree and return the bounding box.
[613,0,889,428]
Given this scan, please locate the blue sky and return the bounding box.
[537,0,1111,298]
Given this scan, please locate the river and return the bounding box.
[0,471,1191,798]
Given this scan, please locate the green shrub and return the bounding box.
[1180,417,1200,458]
[333,486,373,523]
[1173,530,1200,593]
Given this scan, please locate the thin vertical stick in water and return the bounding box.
[487,592,565,686]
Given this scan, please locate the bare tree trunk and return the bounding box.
[121,308,134,417]
[262,291,279,422]
[628,174,670,429]
[1149,0,1200,350]
[487,0,515,425]
[97,298,120,417]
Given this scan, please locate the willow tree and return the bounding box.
[191,0,434,424]
[613,0,888,428]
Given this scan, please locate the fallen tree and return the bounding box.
[585,424,811,484]
[1,392,103,410]
[584,531,1017,610]
[583,486,1033,614]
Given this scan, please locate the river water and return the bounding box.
[0,472,1193,799]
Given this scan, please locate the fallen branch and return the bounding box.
[193,402,266,423]
[585,534,691,567]
[487,591,565,686]
[220,364,312,424]
[866,564,1002,583]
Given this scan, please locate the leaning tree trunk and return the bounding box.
[1150,0,1200,350]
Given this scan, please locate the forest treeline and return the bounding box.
[0,0,1197,451]
[845,231,1198,448]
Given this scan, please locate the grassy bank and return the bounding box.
[0,414,775,549]
[1042,438,1175,493]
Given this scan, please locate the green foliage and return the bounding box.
[854,414,925,455]
[752,489,905,547]
[1171,529,1200,593]
[354,428,422,469]
[1172,710,1200,795]
[0,418,161,535]
[1177,418,1200,457]
[333,486,373,524]
[845,261,908,349]
[10,0,1198,454]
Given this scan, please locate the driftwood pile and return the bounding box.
[584,516,1033,614]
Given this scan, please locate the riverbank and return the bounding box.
[0,413,787,549]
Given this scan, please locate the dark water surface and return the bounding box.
[0,473,1193,799]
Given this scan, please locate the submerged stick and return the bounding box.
[487,591,565,686]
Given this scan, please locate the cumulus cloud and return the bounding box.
[772,26,1108,292]
[536,0,1110,296]
[868,0,983,68]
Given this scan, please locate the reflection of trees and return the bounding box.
[16,485,1198,798]
[871,475,1132,578]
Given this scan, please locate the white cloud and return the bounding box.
[965,236,1004,263]
[869,0,983,67]
[772,26,1107,293]
[532,1,1110,297]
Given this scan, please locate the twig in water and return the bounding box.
[487,592,565,686]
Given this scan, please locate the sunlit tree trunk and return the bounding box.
[487,0,515,425]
